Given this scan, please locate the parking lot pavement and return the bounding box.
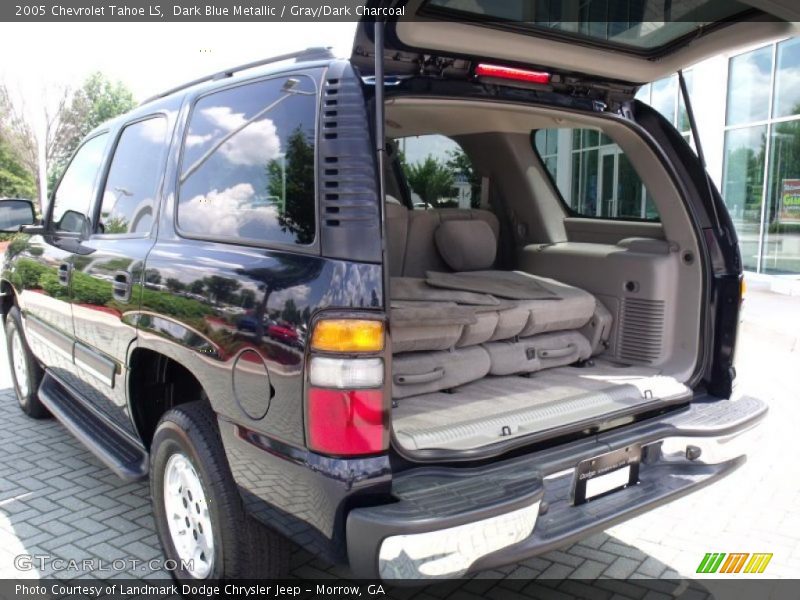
[0,289,798,589]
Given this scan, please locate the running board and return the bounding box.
[38,372,148,481]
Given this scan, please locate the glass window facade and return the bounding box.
[723,39,800,274]
[534,128,658,221]
[726,46,772,127]
[722,126,767,271]
[636,72,694,146]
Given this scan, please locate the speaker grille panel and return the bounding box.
[618,298,664,364]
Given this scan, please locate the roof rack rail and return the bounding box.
[141,47,335,105]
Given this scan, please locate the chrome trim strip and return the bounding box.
[74,354,115,388]
[25,328,73,361]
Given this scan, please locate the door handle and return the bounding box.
[112,271,133,302]
[538,344,577,359]
[58,262,72,286]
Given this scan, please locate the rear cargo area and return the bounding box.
[385,199,691,453]
[382,103,702,454]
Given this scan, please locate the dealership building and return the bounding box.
[638,36,800,284]
[535,36,800,285]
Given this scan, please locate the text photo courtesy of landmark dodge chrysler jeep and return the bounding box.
[0,0,789,582]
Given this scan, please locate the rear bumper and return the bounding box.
[346,395,766,580]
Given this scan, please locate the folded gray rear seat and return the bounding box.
[391,300,473,353]
[427,269,597,337]
[483,331,592,376]
[391,278,513,352]
[431,219,598,336]
[392,346,491,399]
[386,206,611,398]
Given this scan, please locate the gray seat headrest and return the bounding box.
[434,219,497,272]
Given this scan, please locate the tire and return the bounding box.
[150,401,289,581]
[5,306,48,419]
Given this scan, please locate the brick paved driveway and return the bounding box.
[0,288,797,592]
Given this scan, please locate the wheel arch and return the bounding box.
[0,278,18,318]
[127,345,209,449]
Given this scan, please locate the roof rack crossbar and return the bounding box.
[141,47,334,105]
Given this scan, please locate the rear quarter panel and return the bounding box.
[136,239,383,445]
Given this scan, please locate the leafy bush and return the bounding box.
[10,258,48,289]
[767,221,800,235]
[139,288,212,320]
[69,272,113,305]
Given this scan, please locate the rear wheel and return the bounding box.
[5,306,47,418]
[150,401,289,580]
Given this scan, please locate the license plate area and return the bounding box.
[572,445,641,505]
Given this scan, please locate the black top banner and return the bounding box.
[4,1,401,21]
[3,0,786,22]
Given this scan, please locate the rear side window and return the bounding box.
[99,117,168,235]
[177,74,317,246]
[51,134,108,234]
[533,128,659,221]
[395,134,481,210]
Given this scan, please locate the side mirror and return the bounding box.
[57,210,89,235]
[0,198,36,232]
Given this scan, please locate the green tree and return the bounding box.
[0,86,37,200]
[0,137,36,198]
[188,280,205,295]
[266,126,315,244]
[48,72,136,190]
[281,298,301,324]
[446,148,481,208]
[202,275,240,305]
[405,155,455,208]
[166,278,185,293]
[103,215,128,234]
[238,288,256,309]
[144,270,162,286]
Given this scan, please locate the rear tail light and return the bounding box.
[306,317,387,457]
[474,63,551,85]
[309,357,383,388]
[311,319,384,353]
[307,388,386,455]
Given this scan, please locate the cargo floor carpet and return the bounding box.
[392,361,690,451]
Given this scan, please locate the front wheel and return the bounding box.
[150,401,289,580]
[5,306,47,418]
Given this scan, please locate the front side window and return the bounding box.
[395,135,481,210]
[51,134,108,233]
[99,117,168,235]
[534,128,659,221]
[177,74,317,246]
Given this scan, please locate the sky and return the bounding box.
[0,22,357,102]
[0,22,357,202]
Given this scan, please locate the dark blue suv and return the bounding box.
[0,3,786,580]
